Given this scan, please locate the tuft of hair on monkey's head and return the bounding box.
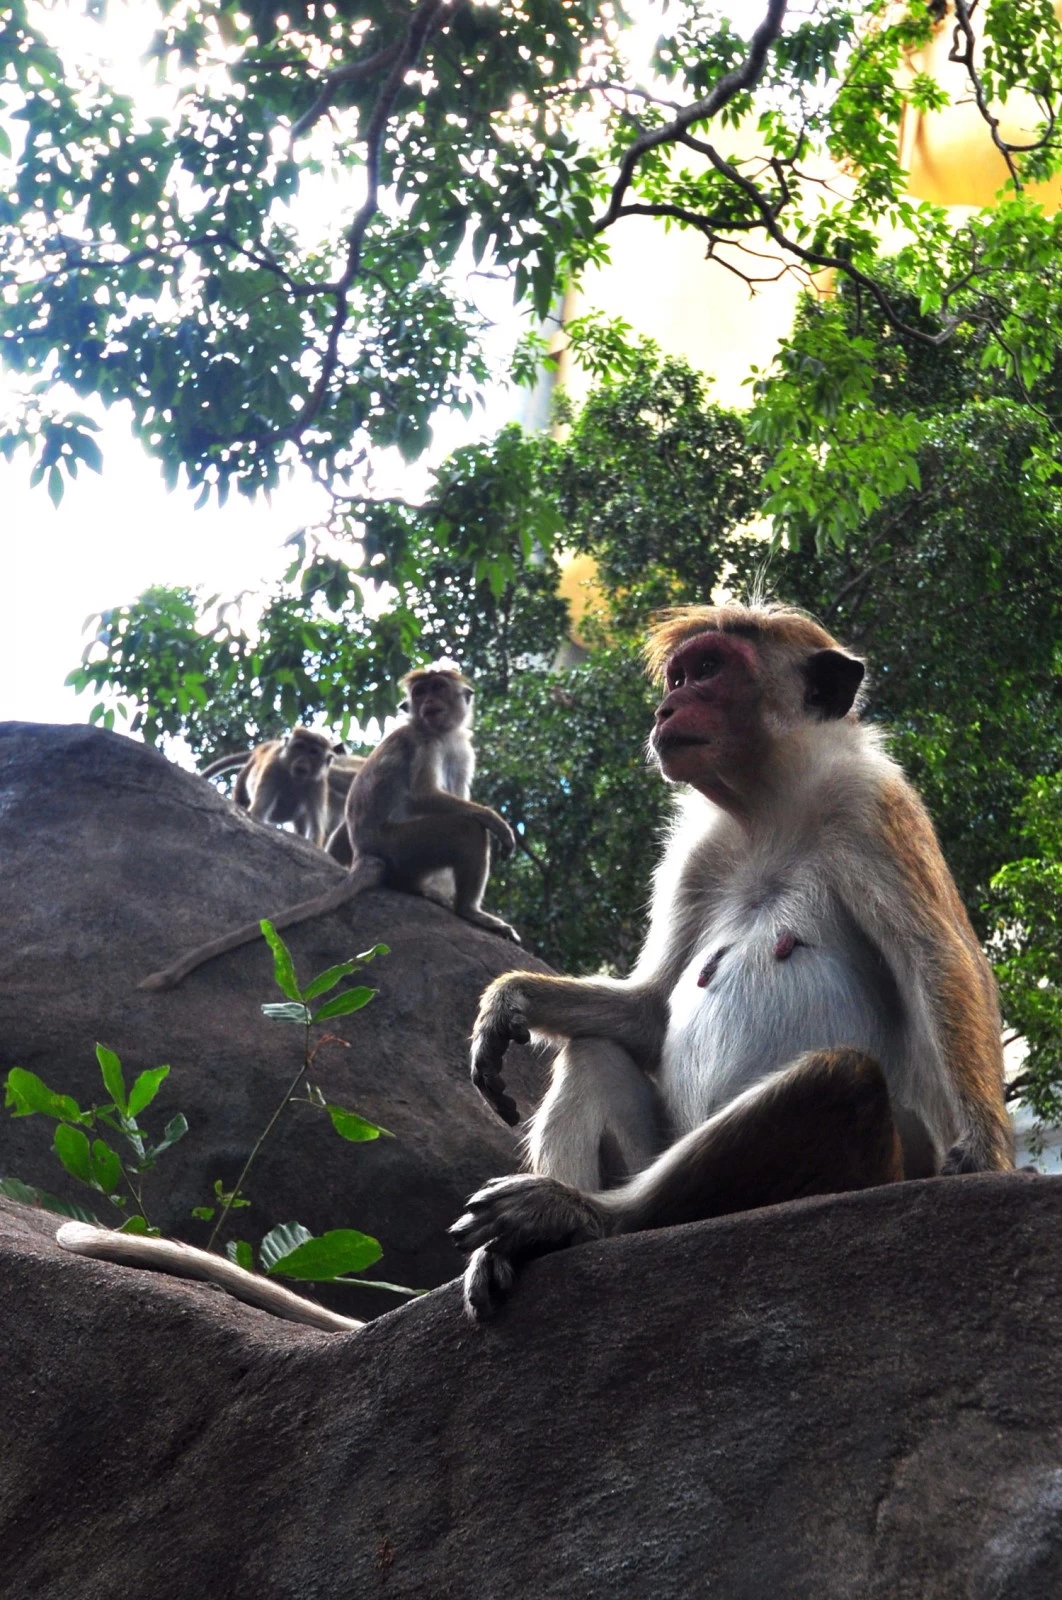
[643,601,867,723]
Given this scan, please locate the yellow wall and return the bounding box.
[900,9,1062,210]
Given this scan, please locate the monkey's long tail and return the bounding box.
[138,855,387,992]
[199,751,252,779]
[56,1223,362,1332]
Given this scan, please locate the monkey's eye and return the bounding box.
[693,655,722,681]
[667,666,685,689]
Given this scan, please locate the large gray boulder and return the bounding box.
[0,722,548,1311]
[3,1173,1062,1599]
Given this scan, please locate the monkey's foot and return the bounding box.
[449,1174,609,1322]
[458,907,521,943]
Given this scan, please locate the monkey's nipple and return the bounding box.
[773,931,806,961]
[697,948,729,987]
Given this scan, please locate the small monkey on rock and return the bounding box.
[325,668,518,944]
[141,666,516,991]
[202,727,349,849]
[451,602,1013,1321]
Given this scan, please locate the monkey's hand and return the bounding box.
[450,1174,609,1322]
[469,979,530,1126]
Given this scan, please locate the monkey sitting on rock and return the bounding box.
[201,727,350,850]
[141,665,516,991]
[451,602,1013,1321]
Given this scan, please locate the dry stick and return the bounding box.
[57,1223,363,1332]
[138,856,386,992]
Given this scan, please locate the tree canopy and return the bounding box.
[5,0,1062,547]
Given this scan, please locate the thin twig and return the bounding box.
[594,0,791,232]
[206,1054,307,1251]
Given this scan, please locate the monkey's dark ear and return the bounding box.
[332,741,347,754]
[804,649,864,719]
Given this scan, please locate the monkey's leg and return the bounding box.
[452,1049,902,1321]
[327,822,354,865]
[528,1039,664,1191]
[292,801,329,849]
[447,825,520,942]
[382,819,519,942]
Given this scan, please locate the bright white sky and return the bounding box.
[0,0,766,737]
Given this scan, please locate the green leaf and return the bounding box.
[301,960,357,1001]
[312,986,376,1022]
[150,1112,188,1158]
[96,1044,127,1114]
[5,1067,86,1124]
[0,1175,99,1223]
[355,944,390,963]
[261,1001,313,1024]
[260,919,302,1001]
[327,1106,390,1142]
[90,1139,123,1194]
[127,1064,170,1117]
[259,1221,313,1273]
[265,1228,383,1281]
[191,1205,215,1221]
[118,1215,156,1235]
[226,1239,255,1272]
[53,1124,93,1184]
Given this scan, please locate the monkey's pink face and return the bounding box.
[651,632,765,802]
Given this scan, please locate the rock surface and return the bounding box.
[5,1174,1062,1599]
[0,723,549,1311]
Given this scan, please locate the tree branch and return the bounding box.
[289,41,405,144]
[593,0,790,233]
[282,0,462,449]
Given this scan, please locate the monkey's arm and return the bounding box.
[840,778,1012,1173]
[232,764,252,810]
[408,790,515,855]
[469,823,714,1124]
[471,971,669,1125]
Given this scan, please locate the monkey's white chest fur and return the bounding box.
[659,896,902,1136]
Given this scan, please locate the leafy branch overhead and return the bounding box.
[5,0,1062,540]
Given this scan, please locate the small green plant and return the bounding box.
[202,921,418,1296]
[2,1045,186,1234]
[2,923,421,1299]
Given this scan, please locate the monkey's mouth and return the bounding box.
[653,729,710,751]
